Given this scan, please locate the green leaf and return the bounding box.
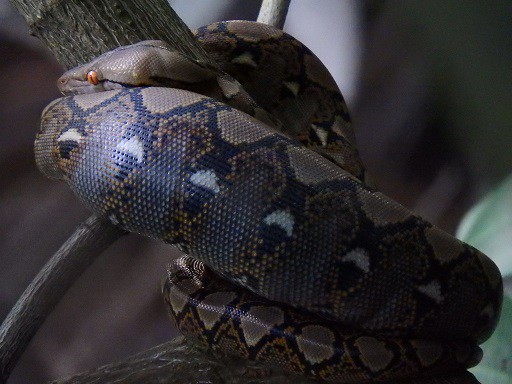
[457,174,512,383]
[470,296,512,383]
[470,365,512,384]
[456,174,512,278]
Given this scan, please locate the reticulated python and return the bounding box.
[35,21,502,383]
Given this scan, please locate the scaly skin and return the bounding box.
[35,21,502,383]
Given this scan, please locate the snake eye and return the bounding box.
[86,70,99,85]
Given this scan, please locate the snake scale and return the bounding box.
[35,21,502,383]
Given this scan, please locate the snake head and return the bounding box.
[58,66,109,95]
[58,40,217,96]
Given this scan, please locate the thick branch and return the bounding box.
[52,337,318,384]
[13,0,213,70]
[50,338,480,384]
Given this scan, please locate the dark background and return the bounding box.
[1,1,511,382]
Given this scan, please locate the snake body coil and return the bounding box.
[35,21,502,383]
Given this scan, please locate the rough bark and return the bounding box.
[12,0,213,70]
[51,337,318,384]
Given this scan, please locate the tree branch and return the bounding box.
[51,337,318,384]
[257,0,291,29]
[14,0,213,70]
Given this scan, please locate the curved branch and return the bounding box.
[0,215,126,382]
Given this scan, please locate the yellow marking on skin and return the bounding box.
[410,340,443,367]
[167,278,201,313]
[296,325,335,363]
[240,306,284,347]
[217,76,242,98]
[311,124,328,146]
[331,115,352,141]
[231,51,258,68]
[217,109,274,144]
[196,291,237,329]
[286,145,347,185]
[424,226,464,264]
[355,336,394,372]
[226,20,283,41]
[357,189,412,226]
[74,89,122,110]
[283,81,300,96]
[417,280,443,303]
[140,87,206,114]
[205,23,219,32]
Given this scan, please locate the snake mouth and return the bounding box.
[58,78,106,96]
[58,78,88,95]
